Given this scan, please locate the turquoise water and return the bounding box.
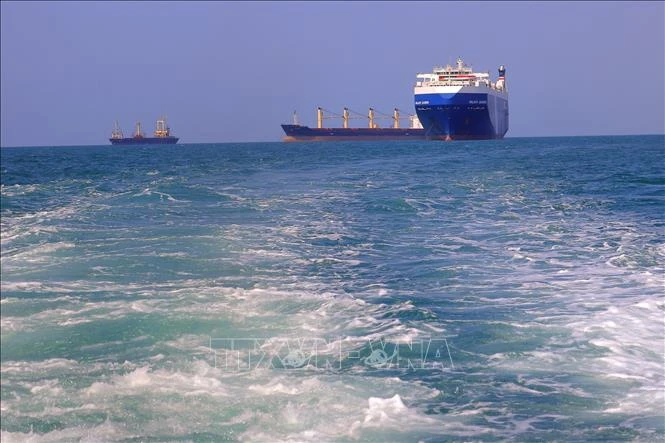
[1,136,664,441]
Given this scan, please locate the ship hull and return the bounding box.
[414,91,509,140]
[109,136,179,145]
[281,125,426,142]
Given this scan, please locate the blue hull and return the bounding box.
[281,125,426,142]
[414,93,509,140]
[109,136,179,145]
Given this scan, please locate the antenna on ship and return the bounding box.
[111,120,123,139]
[134,121,144,138]
[496,65,507,91]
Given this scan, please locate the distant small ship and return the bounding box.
[109,118,179,145]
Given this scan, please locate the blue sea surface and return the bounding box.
[1,136,664,441]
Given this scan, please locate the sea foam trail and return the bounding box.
[1,137,663,440]
[1,358,446,441]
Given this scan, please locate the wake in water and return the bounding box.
[1,136,663,441]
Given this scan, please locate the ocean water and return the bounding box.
[1,135,663,442]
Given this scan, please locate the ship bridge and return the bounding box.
[415,58,502,90]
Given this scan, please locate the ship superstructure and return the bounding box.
[110,121,124,140]
[109,117,179,145]
[414,58,508,140]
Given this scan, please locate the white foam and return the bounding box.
[1,358,78,374]
[363,394,407,425]
[494,292,665,418]
[237,371,444,441]
[0,183,40,196]
[2,353,450,441]
[0,296,165,332]
[2,241,76,268]
[0,419,135,442]
[247,376,322,396]
[85,364,228,398]
[133,187,185,203]
[348,394,441,438]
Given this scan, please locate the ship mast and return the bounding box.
[111,121,123,139]
[134,121,144,138]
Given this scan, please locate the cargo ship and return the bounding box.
[109,118,179,145]
[414,58,509,140]
[281,108,426,142]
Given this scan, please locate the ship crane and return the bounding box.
[316,107,367,128]
[368,108,412,129]
[314,107,417,129]
[282,107,426,141]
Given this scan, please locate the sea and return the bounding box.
[1,135,664,442]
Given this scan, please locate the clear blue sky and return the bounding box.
[1,1,663,146]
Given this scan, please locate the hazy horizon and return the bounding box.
[2,1,664,147]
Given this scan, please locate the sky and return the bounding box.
[1,1,663,146]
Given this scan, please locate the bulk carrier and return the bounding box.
[109,118,179,145]
[281,108,425,142]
